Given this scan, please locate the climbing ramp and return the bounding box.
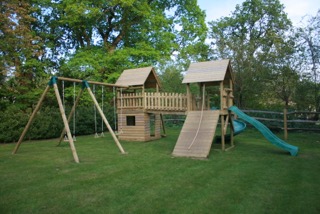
[229,106,298,156]
[172,110,220,158]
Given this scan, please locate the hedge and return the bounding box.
[0,104,116,143]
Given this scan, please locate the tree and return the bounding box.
[31,0,208,80]
[295,10,320,112]
[158,62,185,94]
[208,0,293,108]
[0,0,49,109]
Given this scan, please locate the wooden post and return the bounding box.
[221,115,225,151]
[86,86,126,154]
[12,85,50,154]
[220,82,224,110]
[220,81,225,151]
[58,88,84,145]
[229,79,234,107]
[53,83,80,163]
[284,108,288,140]
[224,114,229,134]
[199,83,203,111]
[229,111,234,147]
[142,86,146,110]
[160,114,166,136]
[186,83,191,111]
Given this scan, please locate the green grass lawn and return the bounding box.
[1,127,320,214]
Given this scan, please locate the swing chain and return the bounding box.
[93,84,99,138]
[72,82,76,141]
[62,80,69,142]
[100,86,105,137]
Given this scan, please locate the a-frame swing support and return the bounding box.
[13,76,127,163]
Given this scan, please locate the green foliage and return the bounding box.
[294,10,320,111]
[293,79,320,111]
[0,106,28,143]
[159,63,185,93]
[32,0,207,70]
[0,103,117,143]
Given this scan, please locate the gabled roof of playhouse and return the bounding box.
[182,59,234,85]
[116,66,161,88]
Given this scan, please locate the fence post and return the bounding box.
[284,108,288,140]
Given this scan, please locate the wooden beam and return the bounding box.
[12,85,50,154]
[142,86,145,110]
[229,111,234,147]
[160,114,166,136]
[86,86,126,154]
[220,82,224,110]
[53,83,80,163]
[58,88,84,145]
[229,78,233,107]
[57,76,128,88]
[186,84,191,111]
[223,114,229,133]
[221,115,225,151]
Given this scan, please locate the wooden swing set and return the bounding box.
[12,76,128,163]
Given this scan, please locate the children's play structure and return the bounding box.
[12,76,128,163]
[13,59,298,163]
[114,59,298,157]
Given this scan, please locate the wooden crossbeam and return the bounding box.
[57,76,128,88]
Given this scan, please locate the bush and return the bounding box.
[0,103,117,143]
[0,106,28,143]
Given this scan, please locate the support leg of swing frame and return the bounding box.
[53,83,80,163]
[13,85,51,154]
[58,88,84,145]
[86,86,127,154]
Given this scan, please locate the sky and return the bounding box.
[197,0,319,26]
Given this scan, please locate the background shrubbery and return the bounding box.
[0,105,116,143]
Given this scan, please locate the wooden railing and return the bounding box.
[118,92,144,109]
[145,92,188,111]
[118,92,188,112]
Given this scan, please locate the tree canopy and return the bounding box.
[208,0,295,108]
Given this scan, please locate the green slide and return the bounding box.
[229,106,298,156]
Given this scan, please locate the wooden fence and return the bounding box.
[242,109,320,139]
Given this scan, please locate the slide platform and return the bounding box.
[229,106,298,156]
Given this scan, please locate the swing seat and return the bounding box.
[63,135,69,142]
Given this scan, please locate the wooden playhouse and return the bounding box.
[115,66,188,141]
[115,60,235,158]
[173,59,235,158]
